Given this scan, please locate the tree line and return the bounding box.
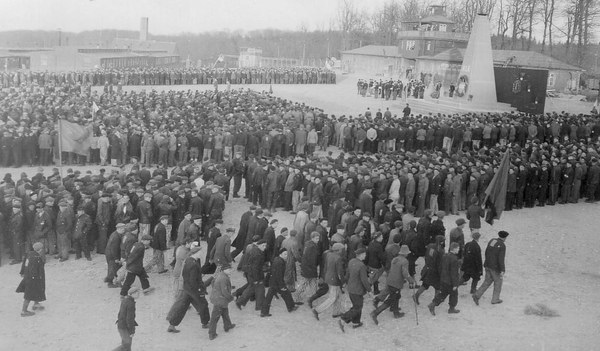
[0,0,598,72]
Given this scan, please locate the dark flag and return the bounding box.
[484,149,510,224]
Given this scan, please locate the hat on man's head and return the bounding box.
[498,230,510,238]
[116,223,126,229]
[398,245,410,256]
[141,234,153,241]
[456,218,466,226]
[332,243,345,252]
[256,239,267,245]
[32,242,44,252]
[191,214,202,220]
[160,215,169,221]
[355,247,366,256]
[221,263,232,270]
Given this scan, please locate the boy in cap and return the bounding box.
[208,263,236,340]
[115,287,140,351]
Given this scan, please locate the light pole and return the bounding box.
[57,28,62,46]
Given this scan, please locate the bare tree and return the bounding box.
[369,0,403,45]
[540,0,555,53]
[447,0,497,33]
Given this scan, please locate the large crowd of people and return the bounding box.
[3,76,600,347]
[0,66,336,89]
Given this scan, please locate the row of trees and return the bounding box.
[335,0,600,69]
[0,0,598,72]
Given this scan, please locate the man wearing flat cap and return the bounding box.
[146,215,169,274]
[120,234,154,297]
[338,247,370,331]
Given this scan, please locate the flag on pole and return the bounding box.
[217,54,225,62]
[58,119,92,157]
[92,101,100,114]
[484,149,511,224]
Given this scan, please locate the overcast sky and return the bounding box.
[1,0,390,34]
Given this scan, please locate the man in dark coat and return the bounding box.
[428,242,461,315]
[73,206,93,260]
[260,248,298,317]
[9,205,24,264]
[461,231,483,294]
[338,247,370,331]
[236,239,267,311]
[146,216,169,273]
[166,245,211,332]
[231,206,255,260]
[120,235,153,297]
[413,235,445,305]
[17,241,46,317]
[473,230,509,305]
[105,223,126,287]
[366,232,386,294]
[115,287,139,351]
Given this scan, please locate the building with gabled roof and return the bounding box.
[416,48,584,92]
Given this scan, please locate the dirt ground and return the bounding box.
[0,77,599,351]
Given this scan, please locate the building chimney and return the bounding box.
[140,17,149,41]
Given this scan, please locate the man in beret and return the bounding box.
[208,262,236,340]
[473,230,509,305]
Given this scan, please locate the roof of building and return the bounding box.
[112,38,177,54]
[420,15,454,24]
[341,45,402,57]
[418,48,583,71]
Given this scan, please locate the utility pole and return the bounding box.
[58,28,62,46]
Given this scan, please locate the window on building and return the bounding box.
[406,40,416,51]
[426,41,432,51]
[548,72,556,87]
[439,24,447,32]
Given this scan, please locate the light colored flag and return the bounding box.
[217,54,225,62]
[92,101,100,113]
[58,119,92,156]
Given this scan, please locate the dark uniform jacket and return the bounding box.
[116,296,138,334]
[462,240,483,277]
[484,238,506,273]
[243,245,265,283]
[182,256,207,296]
[268,256,287,289]
[126,242,146,274]
[440,252,460,287]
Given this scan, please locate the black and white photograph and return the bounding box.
[0,0,599,350]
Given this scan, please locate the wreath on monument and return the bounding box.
[512,79,522,94]
[457,75,469,97]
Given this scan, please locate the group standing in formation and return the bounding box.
[1,71,599,350]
